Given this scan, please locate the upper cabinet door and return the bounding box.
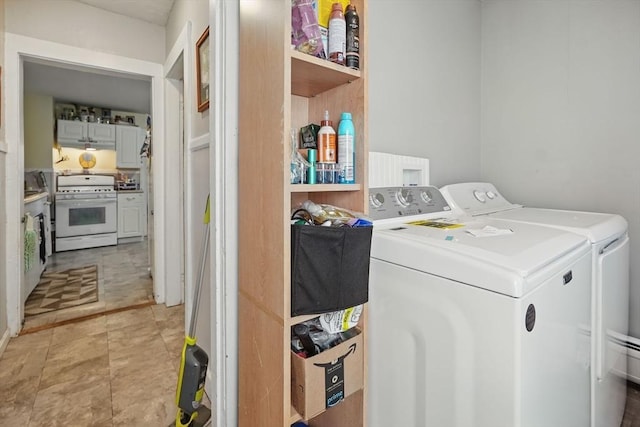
[57,120,116,149]
[57,120,87,141]
[88,123,116,143]
[116,125,144,168]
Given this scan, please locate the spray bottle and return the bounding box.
[337,112,355,184]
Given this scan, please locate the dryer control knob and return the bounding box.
[473,190,486,203]
[486,191,496,200]
[370,193,384,208]
[396,188,413,207]
[420,190,432,204]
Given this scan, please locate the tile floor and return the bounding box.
[623,381,640,426]
[0,304,188,426]
[0,240,207,425]
[23,240,155,332]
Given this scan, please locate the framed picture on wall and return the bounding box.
[196,26,210,112]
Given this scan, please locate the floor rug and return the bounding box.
[25,265,99,317]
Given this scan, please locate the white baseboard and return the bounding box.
[626,335,640,384]
[0,329,11,358]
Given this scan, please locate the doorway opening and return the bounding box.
[4,33,176,336]
[21,59,155,332]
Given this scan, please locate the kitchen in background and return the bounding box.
[23,92,153,326]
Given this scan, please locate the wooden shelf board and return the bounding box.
[290,50,361,98]
[290,183,361,193]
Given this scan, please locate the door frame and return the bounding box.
[164,22,192,309]
[210,1,239,425]
[3,33,175,334]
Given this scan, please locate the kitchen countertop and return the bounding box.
[24,191,49,204]
[116,189,143,193]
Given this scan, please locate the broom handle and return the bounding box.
[188,196,211,338]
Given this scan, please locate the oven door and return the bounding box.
[55,196,117,237]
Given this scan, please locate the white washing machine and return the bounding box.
[440,182,630,427]
[367,186,592,427]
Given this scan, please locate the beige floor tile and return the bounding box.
[161,328,186,361]
[40,353,110,390]
[108,329,170,366]
[0,330,51,408]
[1,329,52,356]
[109,349,177,386]
[45,331,108,366]
[0,377,41,422]
[111,367,176,427]
[50,316,108,346]
[29,374,113,427]
[0,303,197,426]
[0,403,34,426]
[0,353,47,391]
[105,306,156,332]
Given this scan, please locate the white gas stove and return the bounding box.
[55,175,118,251]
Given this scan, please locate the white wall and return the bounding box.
[5,0,165,64]
[368,0,481,187]
[481,0,640,339]
[24,93,54,169]
[166,0,209,138]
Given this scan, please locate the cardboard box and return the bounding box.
[291,328,364,420]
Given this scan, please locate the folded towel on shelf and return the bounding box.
[24,214,37,273]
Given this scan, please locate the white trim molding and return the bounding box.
[211,0,239,425]
[163,21,193,309]
[190,133,210,152]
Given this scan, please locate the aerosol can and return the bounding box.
[172,196,212,427]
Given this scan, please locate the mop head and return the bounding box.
[170,405,211,427]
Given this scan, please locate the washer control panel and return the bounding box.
[440,182,520,215]
[368,186,452,221]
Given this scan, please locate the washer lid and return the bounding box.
[488,208,627,244]
[371,216,590,297]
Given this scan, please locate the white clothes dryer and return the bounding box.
[440,182,630,427]
[367,186,592,427]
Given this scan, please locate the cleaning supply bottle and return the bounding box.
[345,4,360,70]
[307,149,317,184]
[328,2,346,65]
[317,110,337,164]
[337,112,355,184]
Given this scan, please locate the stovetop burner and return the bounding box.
[56,174,116,198]
[57,187,115,193]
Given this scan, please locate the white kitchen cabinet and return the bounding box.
[57,120,87,142]
[57,119,116,149]
[88,123,116,143]
[117,192,146,240]
[116,125,145,168]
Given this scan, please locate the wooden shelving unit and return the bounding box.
[239,1,368,425]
